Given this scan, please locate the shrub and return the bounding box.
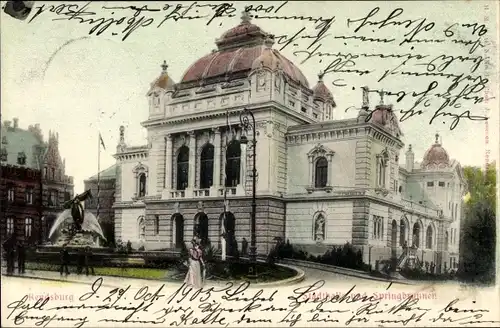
[276,241,368,271]
[138,245,145,251]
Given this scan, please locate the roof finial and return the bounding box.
[378,89,385,105]
[161,60,168,73]
[408,144,412,151]
[264,34,275,48]
[241,10,251,24]
[435,132,439,144]
[318,71,324,81]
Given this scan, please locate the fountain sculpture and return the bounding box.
[48,190,106,247]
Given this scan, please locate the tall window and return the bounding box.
[25,217,33,238]
[6,217,14,235]
[314,157,328,188]
[412,223,421,248]
[25,187,33,205]
[200,144,214,189]
[445,231,449,251]
[225,140,241,187]
[53,190,59,206]
[426,225,433,249]
[154,215,160,235]
[7,185,15,202]
[400,219,407,246]
[177,146,189,190]
[377,158,387,187]
[138,173,147,197]
[373,216,384,240]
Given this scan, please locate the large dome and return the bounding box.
[421,133,450,168]
[179,12,309,88]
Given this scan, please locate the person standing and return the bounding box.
[16,240,26,274]
[84,246,95,276]
[184,239,205,289]
[3,235,16,275]
[59,246,70,276]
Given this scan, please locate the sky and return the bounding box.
[1,1,499,194]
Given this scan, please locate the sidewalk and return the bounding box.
[1,268,174,288]
[2,265,305,289]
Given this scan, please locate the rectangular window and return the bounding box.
[7,186,15,202]
[438,181,445,187]
[427,181,434,187]
[25,187,34,205]
[25,217,33,237]
[7,217,14,235]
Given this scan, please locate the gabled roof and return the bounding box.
[86,164,117,181]
[1,122,46,170]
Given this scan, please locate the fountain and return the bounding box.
[47,189,106,247]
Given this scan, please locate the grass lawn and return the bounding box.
[25,262,168,280]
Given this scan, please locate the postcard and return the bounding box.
[1,1,499,327]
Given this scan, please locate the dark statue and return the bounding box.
[63,189,93,232]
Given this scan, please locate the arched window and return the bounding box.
[6,217,14,235]
[194,213,209,245]
[225,140,241,187]
[377,151,388,187]
[177,146,189,190]
[412,223,421,248]
[138,173,147,197]
[314,214,326,241]
[172,214,185,248]
[25,217,32,238]
[400,219,407,246]
[200,144,214,189]
[426,225,433,249]
[391,220,398,248]
[445,231,449,251]
[314,157,328,188]
[138,216,146,240]
[133,163,148,198]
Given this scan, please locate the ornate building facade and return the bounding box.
[0,118,74,244]
[110,13,466,271]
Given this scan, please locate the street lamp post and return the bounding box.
[239,107,257,276]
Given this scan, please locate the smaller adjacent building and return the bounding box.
[0,118,74,244]
[83,164,117,243]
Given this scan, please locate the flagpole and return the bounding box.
[97,133,101,229]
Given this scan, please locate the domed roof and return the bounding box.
[149,60,175,93]
[369,104,392,125]
[179,12,309,87]
[421,133,450,168]
[312,72,335,104]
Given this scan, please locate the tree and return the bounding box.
[459,162,496,284]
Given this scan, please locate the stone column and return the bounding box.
[165,134,173,190]
[188,131,196,189]
[213,128,221,190]
[327,153,334,186]
[308,156,314,187]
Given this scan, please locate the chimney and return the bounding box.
[406,144,414,172]
[13,118,18,129]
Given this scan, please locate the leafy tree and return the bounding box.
[459,162,496,284]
